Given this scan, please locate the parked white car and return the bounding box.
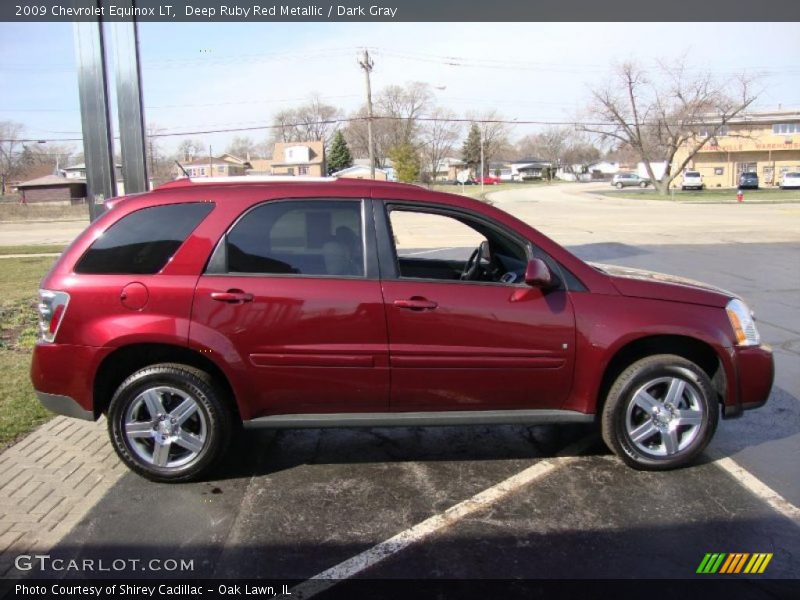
[681,171,704,190]
[779,172,800,189]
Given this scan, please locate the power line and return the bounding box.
[2,113,772,144]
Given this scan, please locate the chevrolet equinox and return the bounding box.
[31,178,774,481]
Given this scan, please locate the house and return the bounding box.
[63,163,123,180]
[427,157,466,181]
[264,141,326,177]
[637,161,668,181]
[179,156,247,178]
[353,158,396,181]
[16,174,86,204]
[331,165,389,181]
[510,158,552,180]
[671,109,800,187]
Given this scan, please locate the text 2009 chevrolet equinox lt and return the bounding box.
[31,178,773,482]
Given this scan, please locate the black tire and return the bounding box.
[601,354,719,470]
[107,363,232,482]
[639,181,647,188]
[616,182,624,189]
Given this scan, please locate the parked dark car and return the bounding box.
[32,178,773,482]
[738,172,759,189]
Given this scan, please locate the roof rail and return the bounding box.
[157,175,340,189]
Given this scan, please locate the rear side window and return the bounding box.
[225,200,364,277]
[75,203,214,274]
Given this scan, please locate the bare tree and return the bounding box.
[226,136,259,160]
[583,60,757,195]
[175,139,205,162]
[345,82,433,168]
[467,110,511,175]
[270,94,343,145]
[420,108,461,181]
[0,121,24,195]
[516,126,571,175]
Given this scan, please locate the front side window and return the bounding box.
[75,203,214,274]
[387,208,528,284]
[225,200,364,277]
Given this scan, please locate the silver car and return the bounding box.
[612,172,651,189]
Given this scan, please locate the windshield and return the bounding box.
[685,172,700,177]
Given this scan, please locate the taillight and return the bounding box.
[38,290,70,343]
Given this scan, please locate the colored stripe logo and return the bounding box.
[697,553,773,574]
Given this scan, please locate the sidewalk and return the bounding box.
[0,417,124,578]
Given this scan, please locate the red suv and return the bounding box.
[31,178,773,482]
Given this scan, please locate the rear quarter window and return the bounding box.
[74,202,214,274]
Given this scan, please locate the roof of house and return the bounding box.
[64,163,122,170]
[17,174,86,188]
[181,157,245,167]
[9,163,57,184]
[331,165,388,177]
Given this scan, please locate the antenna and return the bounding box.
[174,160,190,178]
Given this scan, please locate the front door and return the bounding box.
[191,198,389,417]
[379,204,576,412]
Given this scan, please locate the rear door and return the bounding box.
[376,202,577,412]
[191,198,389,417]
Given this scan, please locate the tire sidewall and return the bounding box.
[608,360,718,470]
[108,368,226,482]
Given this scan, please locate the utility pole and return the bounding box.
[358,49,375,179]
[480,123,485,194]
[208,145,212,178]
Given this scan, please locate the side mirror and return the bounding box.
[524,258,554,289]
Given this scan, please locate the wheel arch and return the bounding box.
[93,343,241,422]
[596,334,727,418]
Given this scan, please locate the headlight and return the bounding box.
[725,298,760,346]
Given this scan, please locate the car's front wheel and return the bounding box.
[601,354,719,470]
[108,363,232,482]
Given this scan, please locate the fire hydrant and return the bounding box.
[736,189,744,203]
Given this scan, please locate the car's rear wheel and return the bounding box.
[639,181,648,188]
[108,363,232,482]
[616,182,624,189]
[601,354,718,470]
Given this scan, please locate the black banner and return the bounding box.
[3,0,800,22]
[2,579,800,600]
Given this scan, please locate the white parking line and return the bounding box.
[287,456,575,599]
[712,454,800,526]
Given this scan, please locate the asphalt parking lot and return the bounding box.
[3,185,799,591]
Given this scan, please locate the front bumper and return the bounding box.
[37,392,95,421]
[722,344,774,419]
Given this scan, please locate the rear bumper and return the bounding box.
[30,342,112,419]
[722,344,774,419]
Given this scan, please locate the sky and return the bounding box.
[1,21,799,158]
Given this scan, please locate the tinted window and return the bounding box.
[75,203,213,274]
[226,200,364,277]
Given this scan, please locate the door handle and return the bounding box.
[211,290,254,304]
[393,297,438,311]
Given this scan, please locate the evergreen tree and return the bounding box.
[388,143,420,183]
[327,130,353,174]
[461,123,482,172]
